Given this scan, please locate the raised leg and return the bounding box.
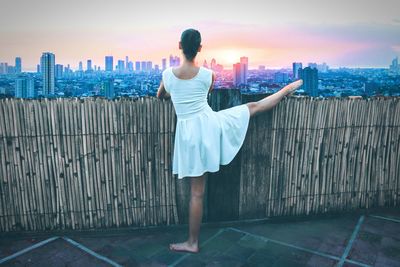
[246,79,303,118]
[169,172,207,253]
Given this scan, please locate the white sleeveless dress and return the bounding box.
[162,66,250,179]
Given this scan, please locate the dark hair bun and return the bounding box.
[180,29,201,61]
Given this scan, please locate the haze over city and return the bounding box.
[1,0,400,71]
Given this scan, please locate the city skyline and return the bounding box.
[1,0,400,70]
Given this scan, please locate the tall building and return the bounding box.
[127,61,133,72]
[240,57,248,85]
[36,64,40,73]
[87,60,92,72]
[125,56,129,69]
[298,67,318,97]
[105,56,113,72]
[308,62,317,69]
[274,72,289,83]
[15,76,35,98]
[40,52,55,95]
[169,55,180,67]
[79,61,83,71]
[146,61,152,72]
[55,64,63,78]
[233,63,242,87]
[162,58,167,70]
[141,61,147,72]
[117,60,125,72]
[292,62,302,79]
[15,57,22,73]
[103,78,115,99]
[317,62,329,73]
[390,57,399,74]
[0,63,8,74]
[135,61,141,72]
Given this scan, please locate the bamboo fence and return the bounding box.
[0,95,399,232]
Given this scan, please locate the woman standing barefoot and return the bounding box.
[157,28,303,253]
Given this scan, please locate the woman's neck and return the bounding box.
[182,58,197,67]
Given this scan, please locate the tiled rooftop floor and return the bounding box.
[1,207,399,267]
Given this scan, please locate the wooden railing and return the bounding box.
[0,92,399,232]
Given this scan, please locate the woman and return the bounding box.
[157,28,302,253]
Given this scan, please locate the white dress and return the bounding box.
[162,66,250,179]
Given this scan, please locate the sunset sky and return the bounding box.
[1,0,399,71]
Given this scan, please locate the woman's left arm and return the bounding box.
[156,80,171,99]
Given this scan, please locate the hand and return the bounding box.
[284,79,303,96]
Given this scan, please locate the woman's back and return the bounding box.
[162,66,213,119]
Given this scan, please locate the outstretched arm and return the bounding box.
[156,80,171,99]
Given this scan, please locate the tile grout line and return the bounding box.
[368,214,400,223]
[337,215,365,267]
[227,227,341,261]
[62,236,123,267]
[0,236,60,264]
[227,226,372,267]
[168,227,227,267]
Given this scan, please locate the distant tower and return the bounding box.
[233,63,242,87]
[240,57,248,85]
[117,60,125,72]
[390,57,399,74]
[40,52,55,95]
[79,61,83,71]
[146,61,152,72]
[308,62,317,69]
[292,62,302,79]
[162,58,167,70]
[87,60,92,72]
[15,75,35,98]
[141,61,147,72]
[298,67,318,97]
[15,57,22,73]
[125,56,129,69]
[135,61,141,72]
[105,56,113,72]
[55,64,63,78]
[103,78,115,99]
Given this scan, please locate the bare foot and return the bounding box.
[169,241,199,253]
[285,79,303,96]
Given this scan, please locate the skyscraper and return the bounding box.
[15,76,35,98]
[55,64,63,78]
[292,62,302,79]
[135,61,141,72]
[240,57,248,85]
[41,52,55,95]
[117,60,125,72]
[146,61,152,72]
[162,58,167,70]
[105,56,113,72]
[141,61,147,72]
[233,63,242,87]
[390,57,399,74]
[103,78,115,99]
[15,57,22,73]
[87,60,92,72]
[79,61,83,71]
[127,61,133,72]
[308,62,317,69]
[298,67,318,97]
